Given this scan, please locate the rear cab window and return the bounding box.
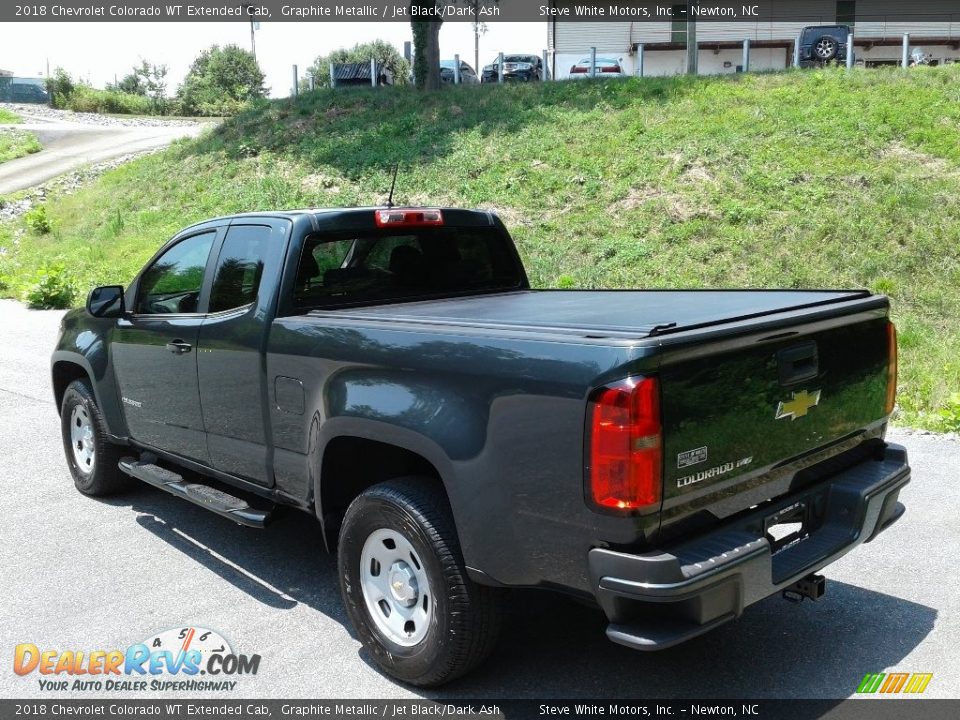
[293,226,525,309]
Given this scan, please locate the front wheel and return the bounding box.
[60,379,128,496]
[338,477,502,686]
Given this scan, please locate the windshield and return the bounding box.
[294,227,525,309]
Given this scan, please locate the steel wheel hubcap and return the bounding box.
[70,405,95,474]
[360,528,432,647]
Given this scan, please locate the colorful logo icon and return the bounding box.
[856,672,933,694]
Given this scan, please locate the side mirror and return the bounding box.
[86,285,125,318]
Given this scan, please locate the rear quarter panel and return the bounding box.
[266,317,657,593]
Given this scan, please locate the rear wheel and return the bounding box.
[60,379,128,496]
[338,477,502,686]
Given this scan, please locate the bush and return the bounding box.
[24,205,51,234]
[177,45,267,117]
[65,86,154,115]
[23,264,76,309]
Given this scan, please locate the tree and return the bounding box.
[111,61,168,108]
[176,44,266,116]
[114,72,146,96]
[305,39,411,90]
[411,0,497,90]
[45,67,75,108]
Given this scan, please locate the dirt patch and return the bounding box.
[301,173,341,193]
[613,186,666,210]
[680,161,716,185]
[611,186,716,222]
[882,142,951,173]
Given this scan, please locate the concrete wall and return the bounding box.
[552,47,789,79]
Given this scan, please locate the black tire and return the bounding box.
[60,379,129,496]
[813,36,838,61]
[338,477,502,686]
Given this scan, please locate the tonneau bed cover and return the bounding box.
[308,289,875,339]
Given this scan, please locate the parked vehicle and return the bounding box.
[440,59,480,85]
[569,56,626,78]
[798,25,853,67]
[53,206,909,686]
[481,54,544,82]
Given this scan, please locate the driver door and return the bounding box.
[111,228,220,463]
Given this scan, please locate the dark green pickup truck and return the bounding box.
[51,207,909,685]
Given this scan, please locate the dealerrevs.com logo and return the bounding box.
[13,627,261,692]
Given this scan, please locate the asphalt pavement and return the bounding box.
[0,299,956,701]
[0,108,205,194]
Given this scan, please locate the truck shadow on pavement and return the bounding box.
[106,484,936,701]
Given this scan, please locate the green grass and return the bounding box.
[1,66,960,429]
[0,128,41,163]
[0,108,23,123]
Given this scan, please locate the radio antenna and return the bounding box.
[386,163,400,208]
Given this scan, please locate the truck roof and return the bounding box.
[176,206,498,234]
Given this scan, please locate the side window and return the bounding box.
[209,226,270,313]
[136,231,216,314]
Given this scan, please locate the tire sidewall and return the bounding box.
[61,385,100,491]
[338,494,452,682]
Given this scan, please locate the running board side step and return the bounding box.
[119,458,272,528]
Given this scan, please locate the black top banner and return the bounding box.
[5,0,960,23]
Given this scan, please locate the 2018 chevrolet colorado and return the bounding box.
[52,207,909,686]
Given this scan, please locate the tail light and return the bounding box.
[375,208,444,228]
[586,377,662,512]
[885,322,898,415]
[601,65,622,73]
[570,66,587,74]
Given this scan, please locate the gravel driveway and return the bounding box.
[0,103,208,195]
[0,299,955,701]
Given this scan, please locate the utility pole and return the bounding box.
[685,2,698,75]
[245,5,258,60]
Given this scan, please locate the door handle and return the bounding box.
[165,340,192,355]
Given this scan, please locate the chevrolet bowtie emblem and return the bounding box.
[776,389,821,420]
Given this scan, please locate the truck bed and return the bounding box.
[307,289,873,339]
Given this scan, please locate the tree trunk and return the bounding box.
[411,1,443,91]
[422,21,442,90]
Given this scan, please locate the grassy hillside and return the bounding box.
[1,67,959,430]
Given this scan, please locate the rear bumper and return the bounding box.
[589,443,910,651]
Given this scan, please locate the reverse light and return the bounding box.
[586,377,662,512]
[885,322,898,416]
[375,208,444,228]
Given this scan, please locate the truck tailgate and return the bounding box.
[656,305,894,540]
